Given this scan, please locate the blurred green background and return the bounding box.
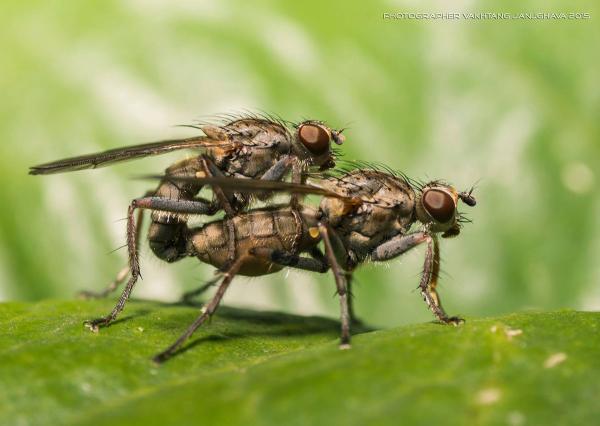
[1,0,598,328]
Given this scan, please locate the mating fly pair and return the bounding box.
[29,114,476,363]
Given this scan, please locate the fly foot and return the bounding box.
[441,316,465,326]
[83,317,112,333]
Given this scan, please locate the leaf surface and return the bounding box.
[0,300,598,425]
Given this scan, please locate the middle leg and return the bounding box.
[199,155,238,263]
[318,223,351,348]
[345,271,363,326]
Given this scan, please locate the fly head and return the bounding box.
[416,182,476,238]
[293,120,345,171]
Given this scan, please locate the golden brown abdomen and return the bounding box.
[189,206,319,276]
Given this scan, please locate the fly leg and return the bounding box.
[248,247,330,273]
[318,223,351,349]
[156,246,337,362]
[254,155,295,201]
[305,247,362,328]
[422,235,463,325]
[180,273,222,304]
[198,155,296,263]
[274,223,351,346]
[317,224,361,329]
[153,254,249,363]
[78,265,130,300]
[289,160,305,210]
[345,271,363,326]
[83,196,217,332]
[84,202,141,332]
[186,249,329,301]
[199,155,238,264]
[79,191,154,300]
[371,231,463,325]
[253,235,352,348]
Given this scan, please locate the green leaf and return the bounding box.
[0,300,598,425]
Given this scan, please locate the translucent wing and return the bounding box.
[29,136,233,175]
[140,175,359,202]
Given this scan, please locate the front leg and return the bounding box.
[258,156,294,183]
[250,155,295,204]
[289,159,305,210]
[420,235,463,325]
[371,232,463,325]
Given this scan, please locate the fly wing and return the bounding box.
[29,115,293,175]
[29,136,233,175]
[318,169,415,209]
[140,175,360,203]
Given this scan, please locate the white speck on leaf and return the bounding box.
[489,324,522,340]
[507,411,525,426]
[544,352,567,369]
[505,328,523,340]
[476,388,501,405]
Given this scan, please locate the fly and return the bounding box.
[29,113,346,297]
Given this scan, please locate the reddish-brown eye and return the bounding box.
[423,189,455,223]
[298,124,330,156]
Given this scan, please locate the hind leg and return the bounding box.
[83,195,218,331]
[155,247,331,362]
[153,253,250,363]
[78,191,152,299]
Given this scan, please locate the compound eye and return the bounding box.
[298,124,330,156]
[423,189,455,223]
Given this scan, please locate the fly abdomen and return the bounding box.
[188,206,319,276]
[147,157,206,263]
[148,218,189,263]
